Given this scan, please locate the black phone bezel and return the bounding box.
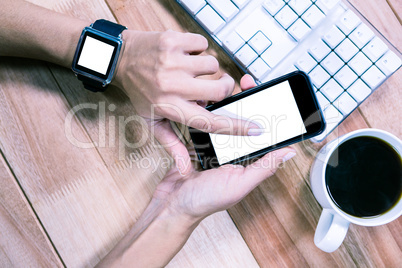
[190,71,326,169]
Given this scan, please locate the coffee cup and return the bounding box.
[310,128,402,253]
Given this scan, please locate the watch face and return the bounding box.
[72,28,122,81]
[77,36,115,75]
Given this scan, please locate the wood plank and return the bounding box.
[0,151,63,267]
[27,0,116,21]
[1,1,400,268]
[0,58,135,267]
[387,0,402,22]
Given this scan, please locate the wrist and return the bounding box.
[98,197,201,267]
[112,30,135,90]
[152,197,202,233]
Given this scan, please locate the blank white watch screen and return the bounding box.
[209,80,307,165]
[77,36,115,75]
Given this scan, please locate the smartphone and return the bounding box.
[189,71,326,169]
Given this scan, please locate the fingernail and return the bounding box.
[248,128,265,136]
[282,151,296,162]
[196,100,207,107]
[250,120,264,129]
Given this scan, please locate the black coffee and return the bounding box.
[325,136,402,217]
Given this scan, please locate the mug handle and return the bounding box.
[314,208,350,252]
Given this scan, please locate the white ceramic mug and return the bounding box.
[310,128,402,253]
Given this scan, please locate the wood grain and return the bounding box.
[0,152,62,267]
[0,58,137,267]
[0,0,400,267]
[225,0,402,267]
[0,0,259,267]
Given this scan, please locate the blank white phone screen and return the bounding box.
[209,80,307,165]
[77,36,115,75]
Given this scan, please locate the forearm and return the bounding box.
[97,198,201,267]
[0,0,88,67]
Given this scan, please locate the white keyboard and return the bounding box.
[176,0,402,142]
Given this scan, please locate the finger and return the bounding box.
[185,55,219,76]
[243,147,296,188]
[179,102,263,136]
[180,32,209,54]
[149,119,193,175]
[240,74,257,91]
[178,73,235,102]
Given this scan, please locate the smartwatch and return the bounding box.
[72,19,127,92]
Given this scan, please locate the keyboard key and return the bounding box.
[348,52,372,75]
[232,0,250,9]
[288,0,312,15]
[288,65,299,73]
[248,57,271,80]
[309,65,330,88]
[263,0,285,15]
[376,50,402,76]
[275,5,298,29]
[320,79,344,101]
[235,8,274,41]
[349,23,375,48]
[362,37,389,62]
[254,7,297,68]
[315,0,340,14]
[223,31,245,53]
[196,5,225,34]
[361,65,386,89]
[208,0,239,21]
[248,31,272,54]
[315,91,331,109]
[180,0,206,15]
[321,52,344,75]
[334,65,358,89]
[335,38,358,62]
[333,92,357,115]
[336,9,361,35]
[322,26,345,48]
[309,39,331,61]
[288,19,311,41]
[235,44,258,67]
[295,53,317,73]
[302,5,326,28]
[347,79,372,102]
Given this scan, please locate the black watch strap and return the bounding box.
[80,19,127,92]
[92,19,127,37]
[77,74,106,92]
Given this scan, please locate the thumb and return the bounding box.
[149,119,193,176]
[243,147,297,189]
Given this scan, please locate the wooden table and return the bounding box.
[0,0,401,267]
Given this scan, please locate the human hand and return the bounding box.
[152,74,296,220]
[114,30,262,175]
[153,146,296,221]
